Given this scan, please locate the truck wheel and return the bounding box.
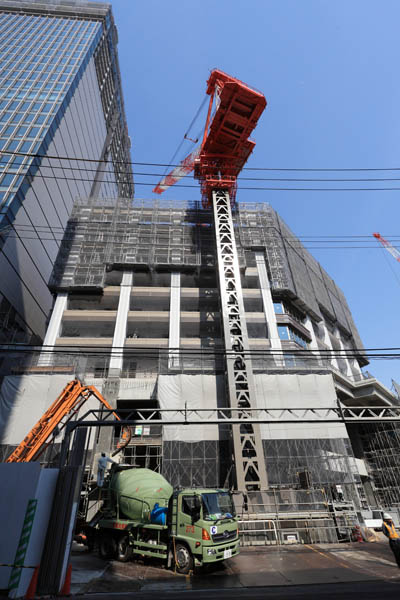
[99,533,117,559]
[117,536,132,562]
[175,542,193,574]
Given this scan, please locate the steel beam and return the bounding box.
[66,404,400,426]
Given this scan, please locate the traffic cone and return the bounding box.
[59,563,72,596]
[352,525,363,543]
[25,565,39,600]
[356,525,363,542]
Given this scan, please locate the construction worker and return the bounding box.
[382,513,400,567]
[97,452,115,487]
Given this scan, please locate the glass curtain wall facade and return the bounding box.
[0,0,133,345]
[0,13,100,213]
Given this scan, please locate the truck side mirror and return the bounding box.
[243,494,248,512]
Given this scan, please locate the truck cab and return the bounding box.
[171,488,239,572]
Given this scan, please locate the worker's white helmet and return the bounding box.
[383,512,392,520]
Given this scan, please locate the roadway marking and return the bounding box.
[304,544,352,570]
[305,545,400,581]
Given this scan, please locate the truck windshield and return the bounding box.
[201,492,235,521]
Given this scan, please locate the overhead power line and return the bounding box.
[7,156,400,183]
[4,149,400,173]
[3,167,400,192]
[1,231,399,249]
[1,235,398,250]
[2,223,399,251]
[4,150,400,190]
[4,223,400,240]
[1,344,400,358]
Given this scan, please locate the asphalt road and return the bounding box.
[70,541,400,599]
[77,581,400,600]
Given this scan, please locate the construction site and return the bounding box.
[2,188,399,525]
[1,65,400,598]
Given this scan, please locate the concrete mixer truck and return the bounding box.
[84,465,239,574]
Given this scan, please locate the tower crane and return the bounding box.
[154,69,268,491]
[373,232,400,264]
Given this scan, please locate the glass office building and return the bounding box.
[0,0,133,345]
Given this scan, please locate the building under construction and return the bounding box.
[1,194,399,534]
[1,70,400,545]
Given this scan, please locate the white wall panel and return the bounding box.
[254,373,349,440]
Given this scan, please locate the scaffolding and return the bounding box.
[3,196,397,537]
[360,422,400,506]
[48,196,366,365]
[236,489,359,545]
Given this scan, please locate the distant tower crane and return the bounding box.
[154,70,268,491]
[373,232,400,264]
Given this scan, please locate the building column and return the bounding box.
[108,272,133,377]
[321,321,340,371]
[304,315,322,366]
[37,293,68,366]
[349,352,363,379]
[168,271,180,368]
[255,252,282,365]
[334,327,353,377]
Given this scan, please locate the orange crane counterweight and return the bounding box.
[153,69,266,207]
[195,69,266,207]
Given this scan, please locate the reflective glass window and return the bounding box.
[278,325,289,340]
[11,112,23,123]
[10,155,23,167]
[19,141,31,152]
[1,173,14,186]
[6,140,18,151]
[28,126,39,137]
[16,125,27,136]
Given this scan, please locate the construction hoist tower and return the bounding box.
[154,69,267,491]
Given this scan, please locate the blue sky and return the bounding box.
[109,0,400,389]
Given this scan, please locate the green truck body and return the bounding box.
[90,466,239,573]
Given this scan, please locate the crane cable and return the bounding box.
[159,95,208,181]
[376,237,400,288]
